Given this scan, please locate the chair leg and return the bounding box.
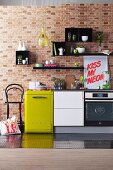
[19,103,22,125]
[7,103,9,119]
[19,103,24,133]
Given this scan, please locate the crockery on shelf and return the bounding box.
[81,36,88,42]
[35,63,43,67]
[76,47,85,53]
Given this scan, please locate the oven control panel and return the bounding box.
[85,92,113,99]
[93,93,108,98]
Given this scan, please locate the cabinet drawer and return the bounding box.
[54,109,84,126]
[54,91,84,108]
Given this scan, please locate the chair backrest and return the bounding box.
[5,84,24,103]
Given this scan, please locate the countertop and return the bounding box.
[53,89,113,92]
[26,89,113,92]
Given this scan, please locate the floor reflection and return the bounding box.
[22,134,54,148]
[0,133,113,149]
[0,135,22,148]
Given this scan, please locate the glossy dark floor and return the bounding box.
[0,133,113,149]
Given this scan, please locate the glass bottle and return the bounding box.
[26,58,28,64]
[72,34,76,41]
[68,32,71,41]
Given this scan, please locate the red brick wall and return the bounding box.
[0,4,113,119]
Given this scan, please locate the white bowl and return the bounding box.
[35,63,43,67]
[76,47,85,53]
[81,36,88,42]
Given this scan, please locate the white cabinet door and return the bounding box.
[54,109,84,126]
[54,91,84,108]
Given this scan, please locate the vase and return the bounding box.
[21,42,27,51]
[98,45,102,53]
[17,40,22,51]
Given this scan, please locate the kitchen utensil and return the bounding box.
[71,80,80,89]
[58,47,65,55]
[53,43,57,55]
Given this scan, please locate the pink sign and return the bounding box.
[84,56,108,89]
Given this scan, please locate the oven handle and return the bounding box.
[85,99,113,102]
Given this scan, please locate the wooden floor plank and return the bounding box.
[0,149,112,170]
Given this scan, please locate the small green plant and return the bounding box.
[79,75,84,84]
[17,55,22,60]
[51,77,65,89]
[51,77,59,85]
[76,45,85,48]
[95,31,103,46]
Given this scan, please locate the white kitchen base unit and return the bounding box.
[54,91,84,126]
[54,109,84,126]
[54,91,84,108]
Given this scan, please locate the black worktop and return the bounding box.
[53,89,113,92]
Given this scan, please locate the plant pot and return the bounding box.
[76,47,85,53]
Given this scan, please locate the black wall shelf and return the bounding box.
[52,27,93,56]
[33,66,84,70]
[52,42,65,56]
[65,28,92,42]
[51,52,109,57]
[16,51,29,65]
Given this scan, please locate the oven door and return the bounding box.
[85,100,113,126]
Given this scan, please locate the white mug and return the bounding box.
[81,36,88,42]
[22,60,26,64]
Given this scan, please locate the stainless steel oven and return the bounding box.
[84,91,113,126]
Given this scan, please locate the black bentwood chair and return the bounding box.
[5,83,24,132]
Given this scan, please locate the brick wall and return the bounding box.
[0,4,113,119]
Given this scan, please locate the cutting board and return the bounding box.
[66,75,75,89]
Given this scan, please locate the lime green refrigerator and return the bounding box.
[24,90,53,133]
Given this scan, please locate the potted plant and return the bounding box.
[76,45,85,53]
[95,31,103,52]
[51,77,65,89]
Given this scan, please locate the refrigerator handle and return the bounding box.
[32,96,47,99]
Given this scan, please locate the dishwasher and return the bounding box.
[24,90,53,133]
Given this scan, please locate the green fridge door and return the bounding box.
[24,91,53,133]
